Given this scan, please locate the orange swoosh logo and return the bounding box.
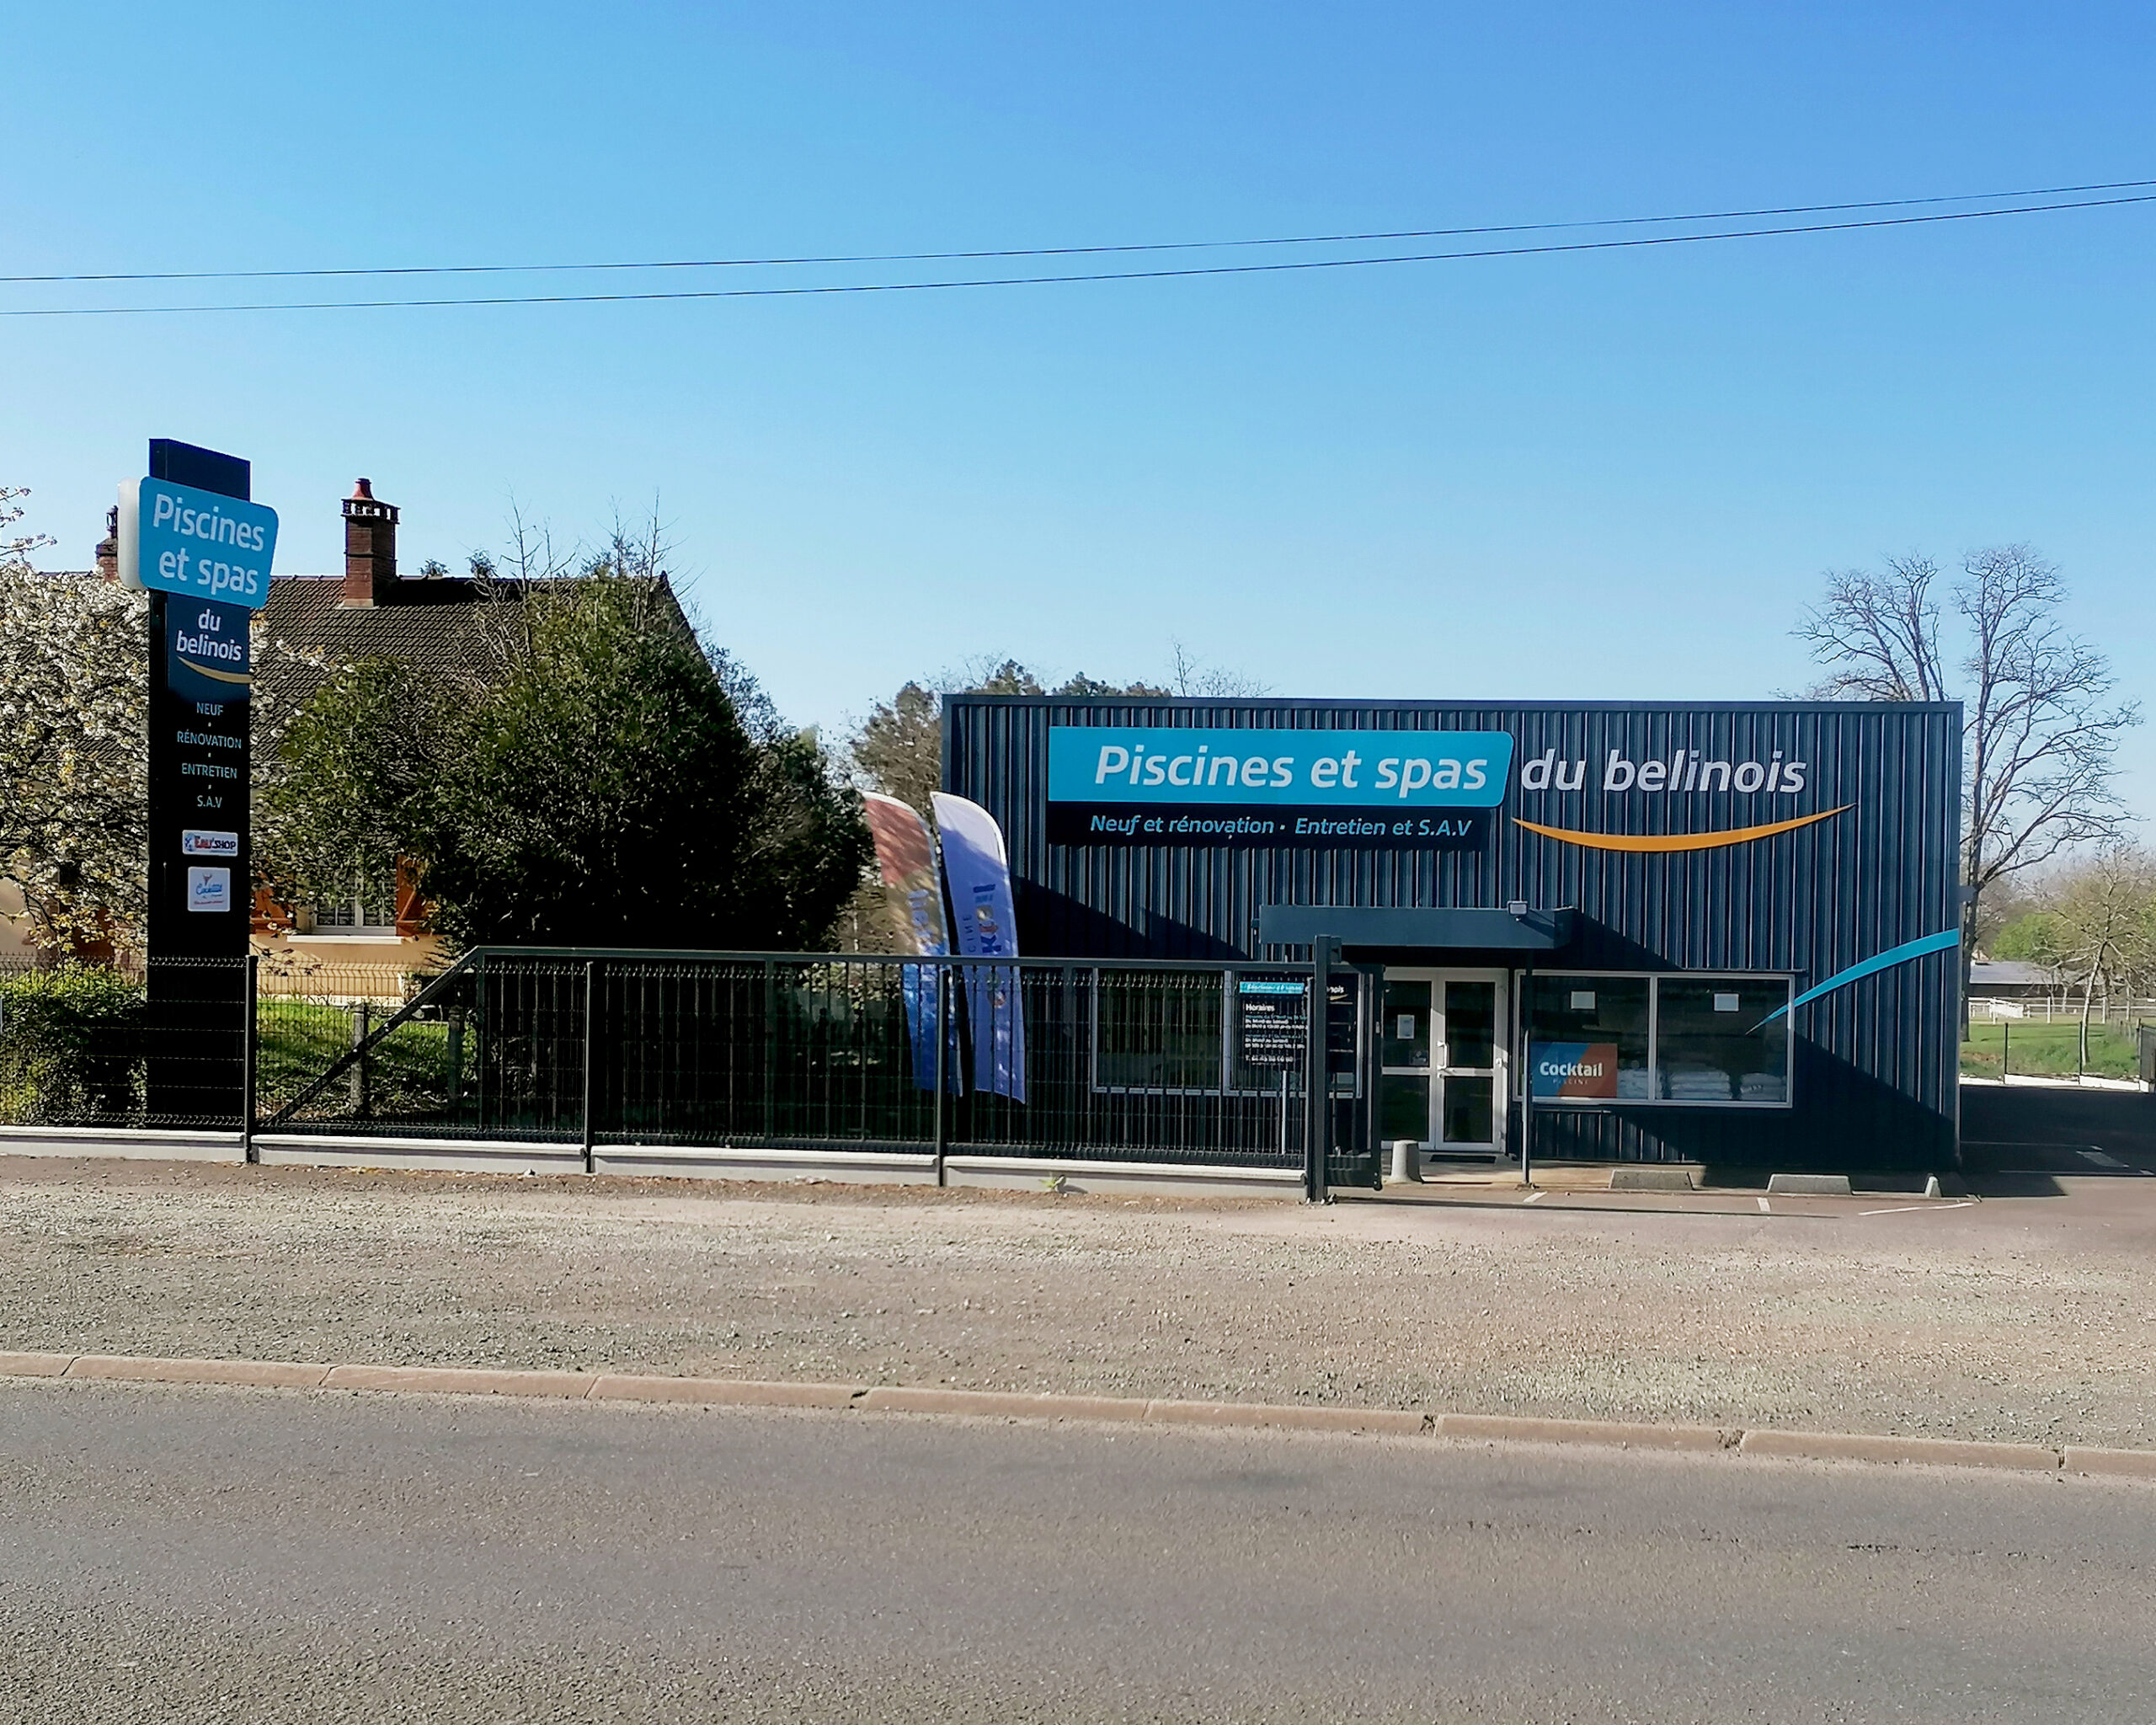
[178,657,252,687]
[1513,805,1851,852]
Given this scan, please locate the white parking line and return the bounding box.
[2078,1150,2129,1169]
[1522,1190,1546,1204]
[1860,1201,1979,1216]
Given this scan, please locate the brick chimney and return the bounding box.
[95,505,119,582]
[341,478,399,606]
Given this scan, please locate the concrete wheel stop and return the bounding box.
[1766,1172,1855,1196]
[1609,1167,1698,1192]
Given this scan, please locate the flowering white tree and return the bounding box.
[0,490,148,950]
[0,488,313,953]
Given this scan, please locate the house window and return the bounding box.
[311,894,398,937]
[1523,973,1793,1108]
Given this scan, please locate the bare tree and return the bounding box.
[1169,640,1271,698]
[1797,546,2139,1029]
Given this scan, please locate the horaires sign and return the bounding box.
[1045,725,1514,848]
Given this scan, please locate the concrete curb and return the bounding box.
[860,1386,1154,1422]
[67,1354,330,1390]
[319,1365,595,1398]
[589,1375,860,1409]
[1438,1413,1736,1453]
[2063,1446,2156,1480]
[0,1351,77,1378]
[1736,1429,2060,1471]
[5,1351,2149,1481]
[1144,1398,1431,1436]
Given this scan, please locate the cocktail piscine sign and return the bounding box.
[1045,726,1514,848]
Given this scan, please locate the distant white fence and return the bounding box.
[1967,996,2156,1026]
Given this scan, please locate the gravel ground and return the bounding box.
[7,1156,2154,1449]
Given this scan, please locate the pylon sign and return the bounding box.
[117,441,273,1122]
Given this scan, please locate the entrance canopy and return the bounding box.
[1259,904,1575,962]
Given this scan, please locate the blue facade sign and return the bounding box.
[1046,724,1514,848]
[120,476,279,610]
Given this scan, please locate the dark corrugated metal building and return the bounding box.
[943,697,1963,1172]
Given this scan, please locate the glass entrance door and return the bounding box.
[1379,969,1508,1154]
[1434,976,1500,1151]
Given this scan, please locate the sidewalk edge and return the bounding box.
[6,1353,2146,1480]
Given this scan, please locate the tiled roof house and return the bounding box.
[1,479,693,981]
[248,480,691,978]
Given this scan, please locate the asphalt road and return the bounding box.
[3,1382,2151,1723]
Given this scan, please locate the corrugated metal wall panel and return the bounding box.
[947,697,1961,1169]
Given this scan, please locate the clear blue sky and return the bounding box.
[7,4,2153,813]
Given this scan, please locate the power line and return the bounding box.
[5,190,2149,318]
[3,176,2152,287]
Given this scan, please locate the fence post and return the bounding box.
[932,961,949,1187]
[582,959,598,1176]
[1520,958,1534,1188]
[1305,938,1332,1203]
[350,1001,371,1117]
[242,953,259,1164]
[763,958,777,1143]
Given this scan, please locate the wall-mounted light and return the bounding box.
[1507,900,1530,919]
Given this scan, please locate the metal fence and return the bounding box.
[0,955,248,1131]
[262,950,1319,1170]
[1967,996,2156,1025]
[3,948,1330,1173]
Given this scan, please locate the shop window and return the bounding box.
[1524,975,1652,1100]
[1654,977,1790,1104]
[1522,974,1793,1108]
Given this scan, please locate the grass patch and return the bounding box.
[1960,1017,2151,1081]
[254,1002,454,1121]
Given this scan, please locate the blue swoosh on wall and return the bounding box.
[1758,927,1962,1024]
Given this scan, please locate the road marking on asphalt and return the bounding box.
[2078,1150,2129,1168]
[1860,1201,1979,1216]
[1522,1190,1546,1204]
[1757,1197,1771,1213]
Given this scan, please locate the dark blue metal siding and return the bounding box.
[946,697,1962,1169]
